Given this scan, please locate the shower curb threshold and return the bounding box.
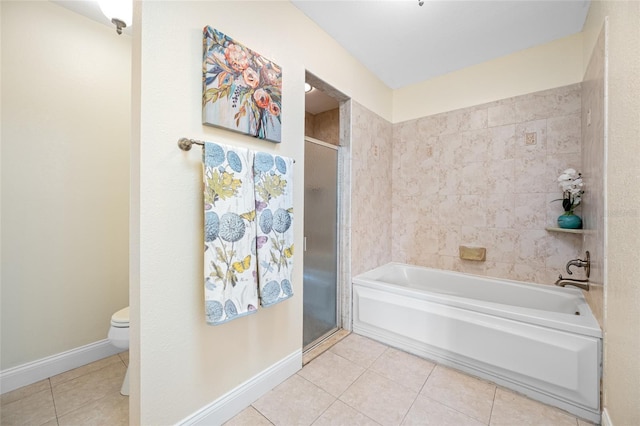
[302,329,350,365]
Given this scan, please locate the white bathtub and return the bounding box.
[352,262,602,423]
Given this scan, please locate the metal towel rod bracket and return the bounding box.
[177,137,295,163]
[178,138,204,151]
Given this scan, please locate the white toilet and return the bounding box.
[108,306,130,396]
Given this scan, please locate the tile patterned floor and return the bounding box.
[2,336,597,426]
[0,351,129,426]
[227,334,596,426]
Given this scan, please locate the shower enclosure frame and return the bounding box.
[304,136,341,349]
[303,72,353,351]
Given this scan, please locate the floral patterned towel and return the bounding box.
[254,152,294,307]
[203,142,258,325]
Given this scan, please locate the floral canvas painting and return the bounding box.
[202,27,282,143]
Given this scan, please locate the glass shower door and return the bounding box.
[303,138,338,349]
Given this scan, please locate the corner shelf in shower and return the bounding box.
[545,227,592,234]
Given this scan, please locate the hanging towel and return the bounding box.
[203,142,258,325]
[253,152,295,307]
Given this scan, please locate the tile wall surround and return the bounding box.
[304,112,315,139]
[391,84,584,286]
[305,109,340,146]
[581,24,606,328]
[351,102,393,276]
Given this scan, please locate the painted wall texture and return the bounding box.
[1,1,130,369]
[393,32,584,122]
[132,2,392,424]
[583,2,640,424]
[391,84,584,286]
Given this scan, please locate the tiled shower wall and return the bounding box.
[391,84,584,285]
[305,109,340,146]
[581,24,606,327]
[351,102,393,276]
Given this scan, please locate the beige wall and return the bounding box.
[583,2,640,424]
[0,1,130,369]
[393,32,584,122]
[133,2,391,424]
[392,84,583,285]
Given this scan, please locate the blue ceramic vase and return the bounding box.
[557,213,582,229]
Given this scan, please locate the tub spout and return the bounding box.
[555,275,590,291]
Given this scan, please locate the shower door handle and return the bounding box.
[304,236,307,252]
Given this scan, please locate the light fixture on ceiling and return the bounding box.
[304,83,313,93]
[98,0,132,35]
[418,0,424,5]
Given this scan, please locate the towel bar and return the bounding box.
[178,138,295,163]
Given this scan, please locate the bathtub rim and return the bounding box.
[353,262,602,338]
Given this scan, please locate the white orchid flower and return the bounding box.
[555,169,585,212]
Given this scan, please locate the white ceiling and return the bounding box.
[305,88,341,115]
[51,0,132,35]
[51,0,590,114]
[292,0,590,89]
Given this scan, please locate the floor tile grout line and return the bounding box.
[249,403,273,425]
[308,341,378,399]
[317,341,396,425]
[367,343,389,368]
[330,337,437,425]
[299,346,385,424]
[334,394,383,426]
[49,355,125,389]
[362,358,418,426]
[48,378,62,426]
[307,395,338,426]
[50,365,128,421]
[487,385,498,425]
[374,354,438,396]
[419,392,491,425]
[397,379,423,426]
[321,346,368,373]
[396,363,437,426]
[419,363,498,424]
[258,373,337,426]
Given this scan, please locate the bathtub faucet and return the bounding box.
[555,251,591,291]
[554,275,590,291]
[565,251,590,277]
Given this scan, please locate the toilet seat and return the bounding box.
[111,307,129,328]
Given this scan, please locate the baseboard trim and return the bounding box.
[178,350,302,426]
[601,408,612,426]
[0,339,121,394]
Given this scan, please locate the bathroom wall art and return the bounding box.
[202,26,282,143]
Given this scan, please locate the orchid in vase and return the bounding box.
[553,168,585,229]
[555,169,584,213]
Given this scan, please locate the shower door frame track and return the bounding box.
[303,136,342,352]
